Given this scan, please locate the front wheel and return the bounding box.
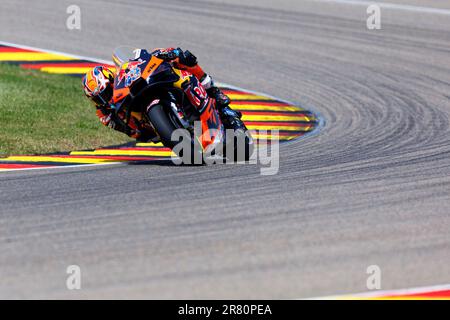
[147,104,203,165]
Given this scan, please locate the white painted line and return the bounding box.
[0,41,323,173]
[0,40,112,65]
[309,283,450,299]
[311,0,450,15]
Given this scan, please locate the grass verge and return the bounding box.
[0,63,131,156]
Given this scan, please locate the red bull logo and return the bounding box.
[117,59,145,87]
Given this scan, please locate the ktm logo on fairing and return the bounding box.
[147,63,157,73]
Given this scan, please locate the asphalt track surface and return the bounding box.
[1,0,450,299]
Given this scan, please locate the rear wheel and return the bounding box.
[147,104,203,165]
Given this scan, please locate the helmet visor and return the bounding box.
[91,85,113,106]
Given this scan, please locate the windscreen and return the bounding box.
[112,46,139,70]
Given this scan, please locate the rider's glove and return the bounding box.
[107,120,116,129]
[178,49,198,67]
[106,111,131,135]
[155,48,179,61]
[154,48,198,67]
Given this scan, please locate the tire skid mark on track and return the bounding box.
[0,42,321,172]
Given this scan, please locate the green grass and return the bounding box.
[0,63,131,156]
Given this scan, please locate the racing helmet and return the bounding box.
[82,66,115,106]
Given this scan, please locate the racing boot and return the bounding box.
[219,104,246,131]
[206,86,231,107]
[207,86,246,131]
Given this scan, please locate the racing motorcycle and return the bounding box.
[111,46,253,164]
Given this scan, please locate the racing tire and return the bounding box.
[147,104,203,165]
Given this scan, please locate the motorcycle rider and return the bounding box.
[82,47,245,142]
